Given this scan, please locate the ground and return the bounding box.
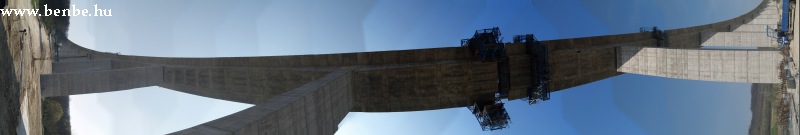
[1,0,53,134]
[0,7,18,135]
[782,0,799,135]
[750,83,784,135]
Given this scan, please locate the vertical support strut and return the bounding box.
[467,99,511,131]
[515,34,551,104]
[497,58,510,98]
[766,25,789,48]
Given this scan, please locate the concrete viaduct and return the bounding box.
[40,0,784,134]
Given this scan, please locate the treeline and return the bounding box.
[35,0,70,39]
[42,96,71,135]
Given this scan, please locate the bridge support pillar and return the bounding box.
[617,47,781,83]
[170,69,353,135]
[40,66,164,97]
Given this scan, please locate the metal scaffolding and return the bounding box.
[468,99,511,131]
[461,27,507,62]
[462,27,511,98]
[516,34,551,104]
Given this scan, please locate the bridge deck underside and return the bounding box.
[702,32,773,47]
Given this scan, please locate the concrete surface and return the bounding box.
[618,47,781,83]
[38,0,786,134]
[169,70,353,135]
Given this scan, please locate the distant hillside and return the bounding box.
[749,83,780,135]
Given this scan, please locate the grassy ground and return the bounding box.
[750,83,785,135]
[41,96,70,134]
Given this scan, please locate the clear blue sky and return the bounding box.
[66,0,759,134]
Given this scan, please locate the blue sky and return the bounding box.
[67,0,759,134]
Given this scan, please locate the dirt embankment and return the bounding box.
[0,15,19,135]
[749,83,783,135]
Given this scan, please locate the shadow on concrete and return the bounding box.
[0,16,22,135]
[615,46,640,71]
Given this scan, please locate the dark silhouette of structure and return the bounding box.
[39,0,784,134]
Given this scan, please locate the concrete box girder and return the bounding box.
[169,70,352,135]
[41,66,164,97]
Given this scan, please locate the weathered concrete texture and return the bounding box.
[547,48,621,92]
[111,59,155,69]
[38,0,781,134]
[63,0,770,69]
[169,70,352,135]
[506,55,534,100]
[159,66,329,104]
[748,18,780,25]
[523,33,657,52]
[745,12,780,25]
[56,44,85,56]
[505,46,621,100]
[668,32,706,48]
[40,66,164,97]
[756,14,780,19]
[665,0,768,48]
[701,32,772,47]
[52,60,112,73]
[51,59,153,73]
[617,47,780,83]
[55,43,94,62]
[758,8,779,15]
[351,61,497,112]
[732,24,778,32]
[492,45,625,100]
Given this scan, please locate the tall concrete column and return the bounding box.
[40,66,164,97]
[159,66,331,104]
[748,18,780,25]
[38,0,779,134]
[701,32,773,47]
[701,0,780,48]
[351,60,498,112]
[51,60,112,73]
[52,59,153,73]
[732,24,777,32]
[169,69,353,135]
[617,47,781,83]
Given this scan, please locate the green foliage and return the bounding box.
[42,99,62,125]
[42,97,71,135]
[35,0,70,38]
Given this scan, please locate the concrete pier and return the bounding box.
[40,66,164,97]
[617,47,781,83]
[701,32,772,47]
